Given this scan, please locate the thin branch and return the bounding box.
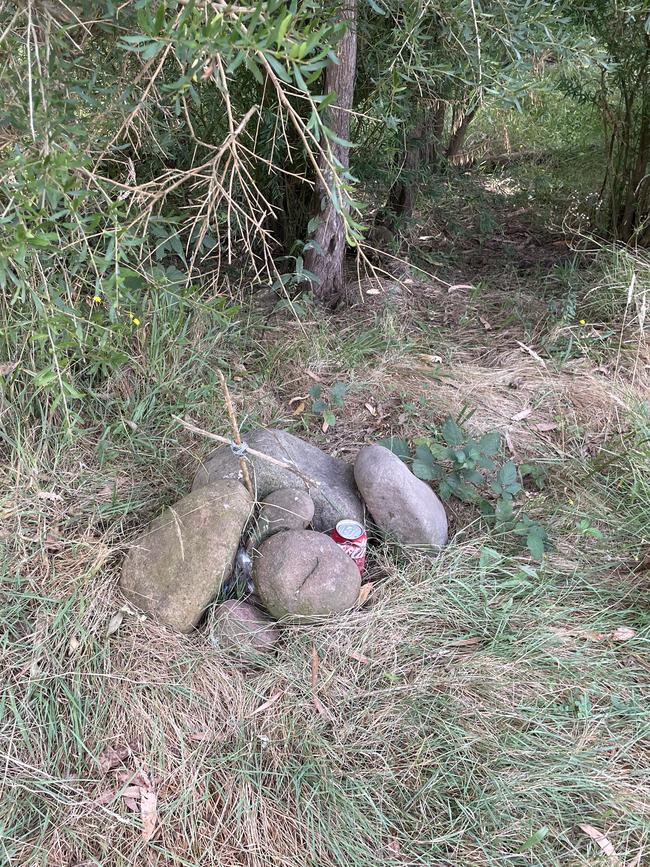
[172,416,321,488]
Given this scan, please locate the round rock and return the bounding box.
[354,444,448,547]
[257,488,315,541]
[253,530,361,619]
[208,600,279,653]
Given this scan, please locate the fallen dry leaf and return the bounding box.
[0,360,19,376]
[347,650,370,664]
[289,395,308,406]
[121,784,142,813]
[418,353,443,365]
[140,788,157,842]
[312,693,333,720]
[578,824,622,865]
[95,789,115,805]
[37,490,63,502]
[479,315,492,331]
[292,401,306,416]
[98,744,131,774]
[321,420,330,434]
[516,340,547,368]
[445,636,482,648]
[448,283,473,292]
[534,422,558,432]
[252,691,283,715]
[117,768,151,789]
[611,626,636,641]
[511,407,533,421]
[356,583,374,606]
[187,731,210,742]
[44,527,64,553]
[365,403,377,416]
[365,287,381,295]
[106,610,124,637]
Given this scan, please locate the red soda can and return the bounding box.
[330,519,367,575]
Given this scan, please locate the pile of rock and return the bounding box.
[120,430,448,654]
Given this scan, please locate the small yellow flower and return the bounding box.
[579,319,586,326]
[569,498,575,505]
[132,317,141,326]
[93,295,102,304]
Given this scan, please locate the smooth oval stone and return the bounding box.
[257,488,315,541]
[208,599,279,653]
[354,444,448,547]
[120,480,252,632]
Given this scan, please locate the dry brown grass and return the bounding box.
[2,251,649,866]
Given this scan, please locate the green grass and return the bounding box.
[1,166,649,866]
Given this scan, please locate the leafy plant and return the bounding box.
[308,381,347,427]
[576,518,604,540]
[382,416,549,559]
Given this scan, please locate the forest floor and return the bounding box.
[2,162,649,866]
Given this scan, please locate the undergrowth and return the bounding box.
[1,155,649,865]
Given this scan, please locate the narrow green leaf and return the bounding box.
[276,12,293,48]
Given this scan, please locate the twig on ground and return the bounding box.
[172,415,321,489]
[217,369,253,497]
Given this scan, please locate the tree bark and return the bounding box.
[382,122,423,229]
[445,105,478,162]
[428,100,447,168]
[304,0,357,307]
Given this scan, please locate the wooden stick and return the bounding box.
[172,415,321,488]
[217,370,254,497]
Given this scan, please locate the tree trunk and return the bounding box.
[445,105,478,162]
[304,0,357,307]
[619,89,649,240]
[428,100,447,169]
[382,122,423,229]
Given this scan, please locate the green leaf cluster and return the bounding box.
[382,416,549,560]
[308,382,348,427]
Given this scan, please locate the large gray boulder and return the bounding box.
[253,530,361,619]
[354,444,448,547]
[193,429,363,532]
[120,481,252,632]
[208,599,279,654]
[257,488,315,542]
